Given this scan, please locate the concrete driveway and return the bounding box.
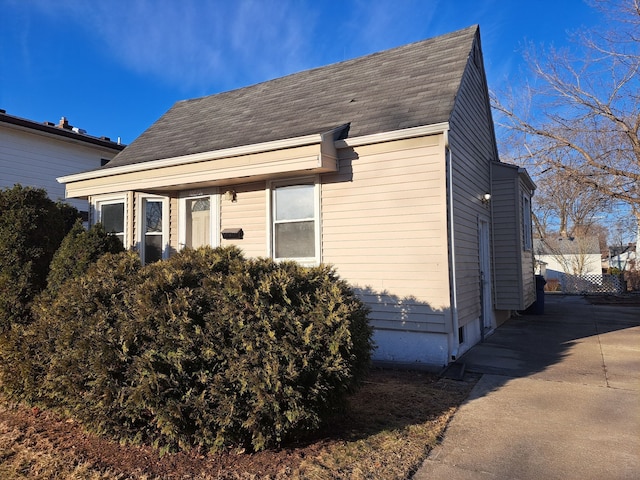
[414,295,640,480]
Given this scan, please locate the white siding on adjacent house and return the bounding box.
[323,135,451,335]
[537,253,602,279]
[0,125,119,213]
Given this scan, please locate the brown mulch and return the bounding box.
[0,407,302,479]
[0,369,476,479]
[0,401,327,479]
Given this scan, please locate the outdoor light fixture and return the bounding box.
[224,190,237,202]
[482,192,492,204]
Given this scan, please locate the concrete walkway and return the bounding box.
[414,295,640,480]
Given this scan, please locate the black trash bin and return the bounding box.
[534,274,546,314]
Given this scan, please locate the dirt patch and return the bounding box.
[0,369,478,479]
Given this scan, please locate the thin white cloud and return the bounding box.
[23,0,320,93]
[18,0,523,96]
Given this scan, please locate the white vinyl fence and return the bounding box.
[559,273,625,294]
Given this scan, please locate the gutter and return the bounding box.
[444,130,460,361]
[58,124,349,184]
[0,112,124,151]
[335,122,449,148]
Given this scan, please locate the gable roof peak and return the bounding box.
[106,25,481,169]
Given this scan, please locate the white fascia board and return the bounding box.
[518,167,537,192]
[334,122,450,148]
[57,132,326,184]
[57,123,448,184]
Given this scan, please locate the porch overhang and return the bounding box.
[58,125,348,198]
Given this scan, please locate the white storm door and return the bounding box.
[179,193,219,250]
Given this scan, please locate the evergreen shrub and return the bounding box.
[46,219,125,295]
[7,246,372,452]
[0,185,78,330]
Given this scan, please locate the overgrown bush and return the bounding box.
[624,268,640,291]
[0,185,78,330]
[4,246,372,452]
[46,219,125,295]
[0,217,124,401]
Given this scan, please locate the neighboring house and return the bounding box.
[0,110,124,218]
[606,243,636,271]
[534,236,602,280]
[59,26,536,369]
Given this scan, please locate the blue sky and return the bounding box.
[1,0,601,145]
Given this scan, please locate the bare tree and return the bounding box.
[533,162,612,237]
[492,0,640,251]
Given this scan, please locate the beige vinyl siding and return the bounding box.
[492,173,521,307]
[220,181,266,258]
[491,163,525,309]
[518,176,536,307]
[169,195,179,256]
[323,135,450,333]
[491,162,536,310]
[447,38,498,328]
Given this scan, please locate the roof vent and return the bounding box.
[72,127,87,134]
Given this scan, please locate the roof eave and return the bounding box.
[58,123,447,185]
[335,122,450,148]
[57,128,338,184]
[0,113,125,151]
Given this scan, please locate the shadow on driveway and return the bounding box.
[458,294,640,391]
[413,294,640,480]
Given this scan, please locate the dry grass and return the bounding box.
[0,369,477,479]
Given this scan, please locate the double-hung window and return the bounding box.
[270,179,320,265]
[139,195,169,264]
[94,196,126,246]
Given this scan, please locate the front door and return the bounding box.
[179,192,219,250]
[185,197,211,249]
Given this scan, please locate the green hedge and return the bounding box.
[0,185,78,330]
[4,246,372,452]
[46,219,125,295]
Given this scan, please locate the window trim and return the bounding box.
[137,193,170,264]
[267,176,321,266]
[92,194,128,247]
[178,189,220,250]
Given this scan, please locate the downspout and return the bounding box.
[445,131,460,361]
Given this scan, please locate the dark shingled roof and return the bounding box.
[534,237,601,255]
[106,25,478,168]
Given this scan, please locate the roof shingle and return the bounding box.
[106,25,478,168]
